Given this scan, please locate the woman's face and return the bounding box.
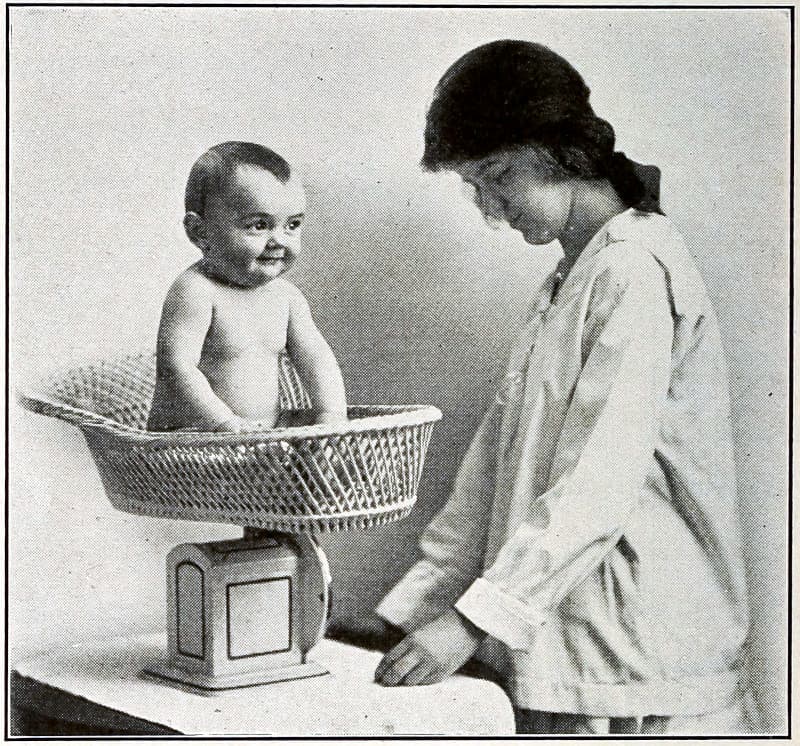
[452,148,575,245]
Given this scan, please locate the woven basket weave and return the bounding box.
[18,351,441,533]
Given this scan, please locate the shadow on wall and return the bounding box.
[304,196,556,630]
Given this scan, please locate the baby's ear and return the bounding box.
[183,212,208,251]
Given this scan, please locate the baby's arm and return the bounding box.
[285,287,347,424]
[154,271,240,431]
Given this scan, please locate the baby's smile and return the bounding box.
[258,248,287,262]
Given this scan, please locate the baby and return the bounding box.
[147,141,347,433]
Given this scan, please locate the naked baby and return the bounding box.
[147,141,347,433]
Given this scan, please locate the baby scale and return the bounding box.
[18,351,440,694]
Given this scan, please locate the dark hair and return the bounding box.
[422,40,661,213]
[185,141,292,215]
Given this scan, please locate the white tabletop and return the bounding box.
[13,633,514,736]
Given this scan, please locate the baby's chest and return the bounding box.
[208,296,291,353]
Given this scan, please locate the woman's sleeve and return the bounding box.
[454,249,674,650]
[376,400,502,631]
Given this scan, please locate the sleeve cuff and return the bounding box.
[376,559,474,632]
[455,577,547,650]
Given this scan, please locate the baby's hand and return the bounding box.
[315,410,348,426]
[213,416,262,434]
[213,417,245,433]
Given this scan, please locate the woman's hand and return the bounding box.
[374,609,485,686]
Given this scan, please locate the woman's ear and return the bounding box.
[184,212,208,251]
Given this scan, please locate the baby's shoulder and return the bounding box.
[268,277,303,297]
[267,278,308,308]
[164,263,217,307]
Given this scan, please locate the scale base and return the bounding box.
[142,659,329,697]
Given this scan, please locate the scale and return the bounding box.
[142,529,331,693]
[18,351,440,695]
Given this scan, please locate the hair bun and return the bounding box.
[586,116,616,154]
[608,152,662,212]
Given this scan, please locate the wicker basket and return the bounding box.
[17,351,441,533]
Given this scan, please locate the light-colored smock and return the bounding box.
[377,208,749,717]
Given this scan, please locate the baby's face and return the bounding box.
[197,165,306,287]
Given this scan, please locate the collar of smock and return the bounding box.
[552,208,693,317]
[548,208,641,305]
[582,206,650,258]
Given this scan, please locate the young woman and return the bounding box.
[374,40,751,736]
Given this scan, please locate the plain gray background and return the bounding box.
[9,6,790,733]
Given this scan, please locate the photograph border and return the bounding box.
[4,3,793,739]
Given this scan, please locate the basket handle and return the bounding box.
[16,389,109,428]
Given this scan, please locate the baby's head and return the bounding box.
[184,141,306,287]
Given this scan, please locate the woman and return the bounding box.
[374,40,751,735]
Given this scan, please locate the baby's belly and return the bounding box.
[200,352,282,423]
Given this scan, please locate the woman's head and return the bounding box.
[422,40,660,219]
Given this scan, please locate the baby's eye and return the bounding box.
[247,219,270,231]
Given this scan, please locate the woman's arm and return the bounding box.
[376,400,502,630]
[454,248,674,650]
[374,399,502,687]
[377,248,674,685]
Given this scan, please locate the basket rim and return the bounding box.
[18,387,442,444]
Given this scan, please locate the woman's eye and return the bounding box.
[492,166,513,185]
